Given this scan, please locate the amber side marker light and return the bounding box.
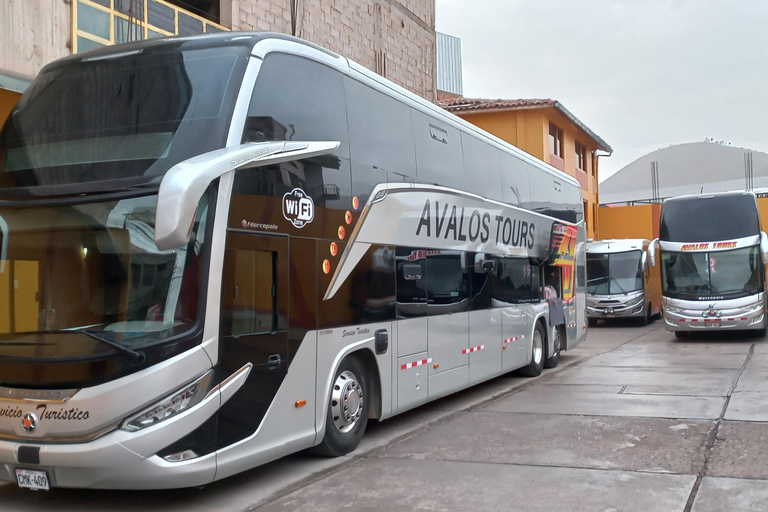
[295,400,307,408]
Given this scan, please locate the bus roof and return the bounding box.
[587,239,649,254]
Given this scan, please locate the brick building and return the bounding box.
[0,0,436,122]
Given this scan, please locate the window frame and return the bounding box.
[549,122,564,159]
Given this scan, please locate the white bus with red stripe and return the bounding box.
[649,192,768,338]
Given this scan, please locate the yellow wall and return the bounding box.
[0,88,21,126]
[456,107,602,239]
[597,204,659,241]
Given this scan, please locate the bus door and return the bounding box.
[217,232,289,447]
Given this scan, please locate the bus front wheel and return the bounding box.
[312,356,370,457]
[674,331,687,339]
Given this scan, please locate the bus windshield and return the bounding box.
[0,43,248,198]
[661,245,763,300]
[0,192,210,362]
[587,250,643,295]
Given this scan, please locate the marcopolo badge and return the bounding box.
[282,188,314,228]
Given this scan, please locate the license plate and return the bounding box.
[15,468,50,490]
[706,321,721,328]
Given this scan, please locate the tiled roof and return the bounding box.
[437,97,556,112]
[437,96,612,153]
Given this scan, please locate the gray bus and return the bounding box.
[586,238,661,326]
[0,33,587,490]
[649,191,768,338]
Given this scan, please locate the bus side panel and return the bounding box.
[214,330,319,481]
[427,312,469,379]
[468,309,502,385]
[501,305,528,371]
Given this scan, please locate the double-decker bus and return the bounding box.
[586,238,661,326]
[649,191,768,338]
[0,33,587,490]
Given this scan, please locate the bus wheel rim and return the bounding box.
[533,330,543,364]
[331,371,363,433]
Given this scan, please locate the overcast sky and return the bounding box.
[435,0,768,181]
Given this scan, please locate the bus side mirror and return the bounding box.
[648,239,658,267]
[155,140,340,251]
[641,252,648,272]
[761,232,768,264]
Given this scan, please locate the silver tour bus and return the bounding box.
[0,33,587,490]
[586,238,661,326]
[649,191,768,338]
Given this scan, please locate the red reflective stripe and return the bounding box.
[400,358,432,370]
[679,319,686,322]
[462,345,485,355]
[742,317,748,320]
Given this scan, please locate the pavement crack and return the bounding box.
[682,342,754,512]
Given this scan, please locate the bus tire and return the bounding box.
[640,303,651,326]
[544,326,561,369]
[755,328,766,338]
[519,322,545,377]
[674,331,687,339]
[312,356,369,457]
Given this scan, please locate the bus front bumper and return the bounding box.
[0,432,217,490]
[662,299,766,332]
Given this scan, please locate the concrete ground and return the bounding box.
[3,320,768,511]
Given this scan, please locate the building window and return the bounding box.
[73,0,227,54]
[549,122,563,159]
[575,141,587,171]
[583,200,588,227]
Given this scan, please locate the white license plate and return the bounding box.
[16,468,50,490]
[706,321,721,328]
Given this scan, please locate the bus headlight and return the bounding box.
[120,370,214,432]
[747,301,765,313]
[666,306,684,314]
[625,295,644,307]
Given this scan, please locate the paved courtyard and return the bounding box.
[4,320,768,511]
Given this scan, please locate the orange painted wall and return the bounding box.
[0,88,21,126]
[597,204,660,241]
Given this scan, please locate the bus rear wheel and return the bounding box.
[544,327,561,369]
[519,323,545,377]
[674,331,687,339]
[312,356,369,457]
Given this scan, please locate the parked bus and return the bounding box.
[649,191,768,338]
[586,238,661,326]
[0,33,587,490]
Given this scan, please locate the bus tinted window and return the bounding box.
[492,258,540,304]
[461,133,501,200]
[660,194,760,242]
[318,244,395,328]
[345,77,416,203]
[0,45,248,195]
[412,111,464,189]
[244,53,349,159]
[396,248,469,317]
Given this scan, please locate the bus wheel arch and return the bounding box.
[312,350,378,457]
[519,319,546,377]
[544,324,563,369]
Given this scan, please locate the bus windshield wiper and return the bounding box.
[79,330,146,363]
[610,277,628,294]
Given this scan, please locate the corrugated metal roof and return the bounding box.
[436,32,463,96]
[600,142,768,204]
